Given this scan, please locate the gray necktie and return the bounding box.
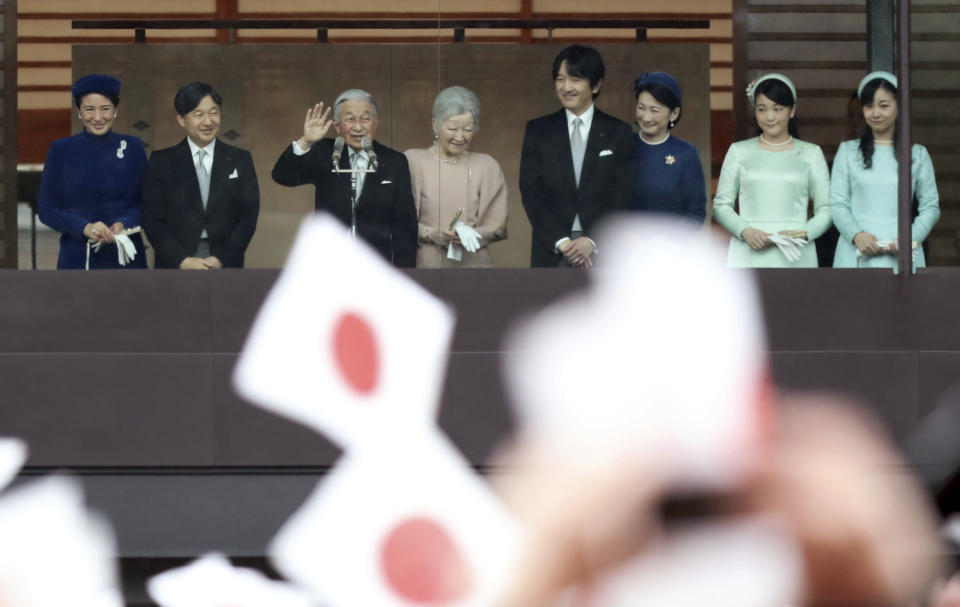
[570,117,585,186]
[350,152,367,198]
[196,148,210,209]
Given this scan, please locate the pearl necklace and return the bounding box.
[874,139,894,144]
[640,132,670,146]
[431,144,467,164]
[760,134,793,146]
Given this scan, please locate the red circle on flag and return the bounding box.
[332,312,379,394]
[380,517,472,603]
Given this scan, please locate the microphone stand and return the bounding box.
[332,157,376,239]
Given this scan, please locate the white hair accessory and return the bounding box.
[747,73,797,105]
[857,71,898,98]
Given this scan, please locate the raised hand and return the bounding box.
[301,102,333,147]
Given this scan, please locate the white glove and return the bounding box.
[453,221,482,253]
[767,234,807,264]
[86,226,141,269]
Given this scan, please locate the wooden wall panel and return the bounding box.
[20,0,216,11]
[238,0,522,12]
[911,3,960,262]
[17,108,68,163]
[74,42,711,268]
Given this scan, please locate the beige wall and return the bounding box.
[74,42,711,268]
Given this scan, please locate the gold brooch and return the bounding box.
[665,155,676,165]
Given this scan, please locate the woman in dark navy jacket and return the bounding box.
[38,74,148,269]
[629,71,706,227]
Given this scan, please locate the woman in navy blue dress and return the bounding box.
[629,72,706,226]
[38,74,148,269]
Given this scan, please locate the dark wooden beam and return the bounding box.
[732,0,749,141]
[72,18,711,31]
[896,0,913,276]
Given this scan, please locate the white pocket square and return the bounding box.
[598,149,614,157]
[229,169,239,179]
[380,179,392,185]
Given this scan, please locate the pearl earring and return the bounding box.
[668,120,675,129]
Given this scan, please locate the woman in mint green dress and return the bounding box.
[831,71,940,271]
[713,73,832,268]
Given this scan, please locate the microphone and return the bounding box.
[360,136,378,170]
[331,137,345,166]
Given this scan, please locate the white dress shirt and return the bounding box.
[292,139,370,198]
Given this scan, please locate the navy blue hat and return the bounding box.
[71,74,121,100]
[634,71,682,106]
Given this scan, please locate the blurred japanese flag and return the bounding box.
[580,517,800,607]
[0,475,122,607]
[505,217,772,487]
[270,431,522,607]
[233,214,455,450]
[148,552,315,607]
[0,437,26,492]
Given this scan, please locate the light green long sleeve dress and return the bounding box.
[713,137,832,267]
[830,140,940,271]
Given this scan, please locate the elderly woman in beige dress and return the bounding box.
[405,86,508,267]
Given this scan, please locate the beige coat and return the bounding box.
[405,148,508,268]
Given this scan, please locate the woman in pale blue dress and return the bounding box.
[831,71,940,271]
[713,73,832,268]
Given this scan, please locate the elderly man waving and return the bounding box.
[272,89,417,268]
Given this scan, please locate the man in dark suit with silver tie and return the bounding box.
[142,82,260,269]
[520,45,635,268]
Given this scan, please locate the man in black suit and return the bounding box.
[520,45,635,268]
[271,89,417,267]
[142,82,260,269]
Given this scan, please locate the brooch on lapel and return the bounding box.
[116,140,127,159]
[665,155,676,166]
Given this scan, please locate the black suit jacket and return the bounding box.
[142,138,260,268]
[271,138,417,268]
[519,108,635,267]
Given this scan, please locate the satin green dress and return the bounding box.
[830,140,940,271]
[713,137,832,268]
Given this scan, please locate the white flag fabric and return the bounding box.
[270,431,522,607]
[504,217,772,487]
[233,214,455,451]
[147,552,315,607]
[0,436,26,492]
[587,517,800,607]
[0,476,123,607]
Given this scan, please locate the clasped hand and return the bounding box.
[741,227,807,251]
[84,221,123,244]
[179,256,223,270]
[560,237,594,268]
[854,232,897,256]
[741,227,772,250]
[427,228,461,247]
